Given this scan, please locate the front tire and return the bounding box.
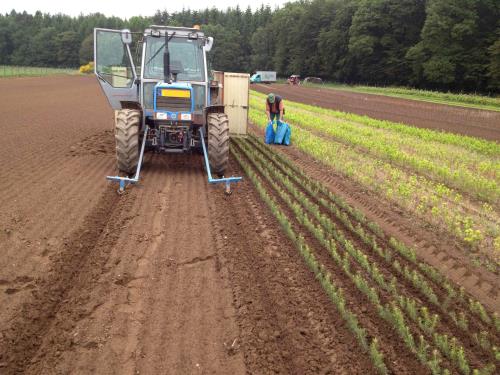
[114,109,140,174]
[207,112,229,176]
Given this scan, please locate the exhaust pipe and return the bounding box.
[163,32,170,83]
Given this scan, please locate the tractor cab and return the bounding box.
[94,26,240,193]
[94,26,216,151]
[141,27,211,129]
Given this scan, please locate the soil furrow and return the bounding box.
[0,156,113,281]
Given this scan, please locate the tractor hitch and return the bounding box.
[106,126,242,194]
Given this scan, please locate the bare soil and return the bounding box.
[253,84,500,141]
[0,76,373,374]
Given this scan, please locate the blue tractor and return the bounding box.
[94,26,241,192]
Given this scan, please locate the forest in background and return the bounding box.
[0,0,499,93]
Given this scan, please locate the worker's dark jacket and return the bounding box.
[266,95,285,114]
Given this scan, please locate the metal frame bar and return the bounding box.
[199,127,242,194]
[106,125,149,193]
[106,125,242,194]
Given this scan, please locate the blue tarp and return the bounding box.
[264,120,292,145]
[283,123,291,145]
[265,121,275,144]
[274,121,291,145]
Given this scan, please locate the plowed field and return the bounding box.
[0,76,498,374]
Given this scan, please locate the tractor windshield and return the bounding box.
[144,36,205,82]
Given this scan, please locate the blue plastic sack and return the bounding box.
[274,121,287,144]
[265,121,275,144]
[283,125,291,146]
[274,121,291,145]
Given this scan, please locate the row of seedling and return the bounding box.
[234,140,465,373]
[244,135,500,359]
[246,134,499,338]
[234,138,497,374]
[233,140,455,373]
[248,101,499,265]
[250,92,499,208]
[230,145,390,374]
[281,101,498,202]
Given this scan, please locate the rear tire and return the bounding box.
[115,109,140,174]
[207,113,229,176]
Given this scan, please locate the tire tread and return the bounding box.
[115,109,140,174]
[207,112,230,176]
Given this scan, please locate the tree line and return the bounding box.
[0,0,498,92]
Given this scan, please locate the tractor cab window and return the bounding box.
[95,30,134,88]
[144,36,205,82]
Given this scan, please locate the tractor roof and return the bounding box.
[146,25,205,38]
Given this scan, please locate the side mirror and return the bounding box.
[204,37,214,52]
[121,29,132,45]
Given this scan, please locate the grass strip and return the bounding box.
[0,65,78,78]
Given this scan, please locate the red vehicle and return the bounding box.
[288,75,301,85]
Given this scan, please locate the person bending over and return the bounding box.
[266,93,285,122]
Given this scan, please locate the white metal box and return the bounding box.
[223,72,249,135]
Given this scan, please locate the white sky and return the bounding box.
[1,0,289,19]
